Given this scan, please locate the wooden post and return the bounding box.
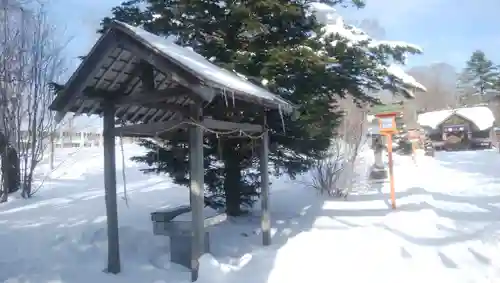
[387,134,396,209]
[102,101,121,274]
[260,119,271,246]
[189,104,204,282]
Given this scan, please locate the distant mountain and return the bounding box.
[407,63,458,89]
[373,62,458,105]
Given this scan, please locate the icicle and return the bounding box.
[278,105,286,134]
[231,90,235,107]
[222,88,228,106]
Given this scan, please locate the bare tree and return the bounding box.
[0,0,24,202]
[310,99,368,197]
[309,139,344,196]
[0,0,66,201]
[19,4,66,198]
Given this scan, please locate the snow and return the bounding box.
[418,106,495,131]
[308,2,427,95]
[385,64,427,93]
[321,16,369,43]
[3,142,500,282]
[174,207,221,221]
[113,21,292,113]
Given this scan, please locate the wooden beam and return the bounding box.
[260,117,271,246]
[113,119,185,137]
[139,61,155,90]
[145,102,192,118]
[112,118,262,137]
[83,88,176,103]
[189,103,205,282]
[102,101,121,273]
[202,119,262,133]
[122,89,191,104]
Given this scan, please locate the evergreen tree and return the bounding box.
[457,50,498,105]
[100,0,423,216]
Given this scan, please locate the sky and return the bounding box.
[45,0,499,130]
[48,0,500,74]
[339,0,500,68]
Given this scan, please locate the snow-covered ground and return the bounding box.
[2,145,500,282]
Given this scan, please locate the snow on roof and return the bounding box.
[114,21,293,113]
[308,3,426,96]
[417,106,495,131]
[417,110,454,129]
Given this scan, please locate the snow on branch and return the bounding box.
[384,64,427,94]
[308,2,427,97]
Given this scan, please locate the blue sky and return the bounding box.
[339,0,500,68]
[49,0,500,73]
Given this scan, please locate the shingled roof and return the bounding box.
[49,21,293,126]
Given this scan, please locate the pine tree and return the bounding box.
[457,50,498,105]
[100,0,422,216]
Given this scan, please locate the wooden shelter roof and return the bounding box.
[49,21,293,136]
[418,106,494,132]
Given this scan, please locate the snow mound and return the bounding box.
[197,253,251,283]
[418,106,495,131]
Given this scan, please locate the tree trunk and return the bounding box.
[21,164,34,198]
[223,153,243,216]
[2,146,20,195]
[2,147,21,194]
[0,149,7,203]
